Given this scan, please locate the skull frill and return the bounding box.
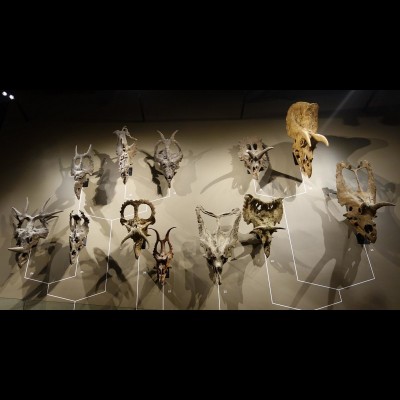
[120,200,156,259]
[243,194,285,258]
[149,227,176,286]
[336,160,395,244]
[114,126,138,184]
[238,137,274,180]
[71,144,94,200]
[69,211,90,265]
[9,197,62,267]
[286,102,329,178]
[196,206,241,285]
[154,131,183,188]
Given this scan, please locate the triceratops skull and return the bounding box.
[196,206,241,285]
[286,102,329,178]
[336,160,395,244]
[243,194,285,258]
[114,126,138,184]
[9,197,62,267]
[120,200,156,259]
[69,211,90,265]
[71,144,94,200]
[154,130,183,188]
[238,137,274,180]
[149,227,176,286]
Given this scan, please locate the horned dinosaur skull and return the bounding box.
[114,126,138,184]
[154,130,183,188]
[120,200,156,259]
[149,227,176,286]
[286,102,329,178]
[196,206,241,285]
[9,197,62,267]
[243,194,285,258]
[71,144,94,200]
[69,211,90,265]
[336,160,395,244]
[238,137,274,180]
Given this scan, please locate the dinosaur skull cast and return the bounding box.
[71,144,94,200]
[120,200,156,259]
[154,130,183,188]
[286,102,329,178]
[149,227,176,286]
[336,160,395,244]
[69,211,90,265]
[114,126,138,184]
[238,137,274,180]
[243,194,284,258]
[9,197,62,267]
[196,206,241,285]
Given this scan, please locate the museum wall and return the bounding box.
[0,102,399,310]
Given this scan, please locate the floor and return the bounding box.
[0,112,399,310]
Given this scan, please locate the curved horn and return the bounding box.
[310,132,329,147]
[370,202,396,212]
[300,129,312,148]
[257,146,274,159]
[149,228,161,244]
[8,246,25,253]
[170,130,179,142]
[120,232,134,248]
[157,131,166,141]
[165,227,176,242]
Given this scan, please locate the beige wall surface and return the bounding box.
[0,115,399,310]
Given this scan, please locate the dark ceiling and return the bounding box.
[1,90,400,130]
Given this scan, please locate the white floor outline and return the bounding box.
[253,168,376,310]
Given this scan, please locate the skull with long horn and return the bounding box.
[238,137,274,180]
[286,102,329,178]
[9,197,62,267]
[70,144,94,199]
[120,200,156,259]
[336,160,395,244]
[154,130,183,188]
[149,227,176,286]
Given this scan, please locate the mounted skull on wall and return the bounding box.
[114,126,138,184]
[120,200,156,259]
[243,194,284,258]
[71,144,94,200]
[196,206,241,285]
[149,227,176,286]
[238,137,274,180]
[154,130,183,188]
[286,102,329,178]
[336,160,395,244]
[9,197,62,267]
[69,211,90,265]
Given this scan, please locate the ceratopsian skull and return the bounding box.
[286,102,329,178]
[336,160,395,244]
[149,227,176,286]
[154,130,183,188]
[120,200,156,259]
[70,144,94,200]
[238,137,274,180]
[243,194,284,258]
[69,211,90,265]
[196,206,241,285]
[9,197,62,267]
[114,126,138,184]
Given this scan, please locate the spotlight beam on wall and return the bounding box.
[321,90,356,132]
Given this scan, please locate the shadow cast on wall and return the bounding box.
[201,145,252,196]
[290,192,363,310]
